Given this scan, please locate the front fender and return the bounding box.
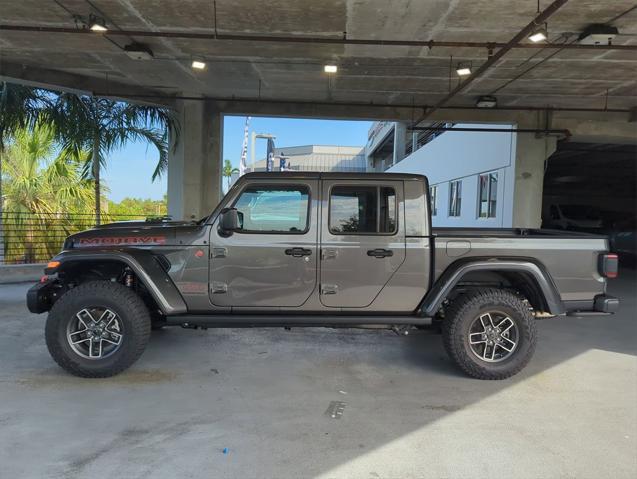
[418,258,564,317]
[46,249,188,315]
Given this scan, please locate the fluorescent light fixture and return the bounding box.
[191,60,206,70]
[578,24,618,45]
[456,66,471,76]
[528,29,548,43]
[476,95,497,108]
[124,42,154,61]
[324,64,338,73]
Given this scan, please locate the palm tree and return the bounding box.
[45,94,178,225]
[2,124,94,262]
[0,82,52,263]
[223,159,239,189]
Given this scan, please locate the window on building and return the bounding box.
[448,180,462,217]
[329,186,396,234]
[233,185,309,233]
[478,172,498,218]
[430,185,438,216]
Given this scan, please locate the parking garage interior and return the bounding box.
[0,0,636,478]
[543,141,637,228]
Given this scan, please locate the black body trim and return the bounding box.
[166,314,431,327]
[45,249,188,315]
[418,258,565,316]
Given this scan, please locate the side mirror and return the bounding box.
[218,208,240,236]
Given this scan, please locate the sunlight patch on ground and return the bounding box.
[315,349,637,479]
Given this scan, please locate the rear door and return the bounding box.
[210,179,318,307]
[319,179,406,308]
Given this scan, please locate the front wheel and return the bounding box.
[45,281,151,378]
[442,288,537,380]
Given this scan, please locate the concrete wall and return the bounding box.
[388,124,516,228]
[0,264,44,284]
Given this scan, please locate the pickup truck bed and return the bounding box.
[433,228,608,311]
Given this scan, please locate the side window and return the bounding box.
[448,180,462,217]
[429,185,438,216]
[478,172,498,218]
[233,184,309,233]
[329,185,397,235]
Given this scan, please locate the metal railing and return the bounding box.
[0,211,147,265]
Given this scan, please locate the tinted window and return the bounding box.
[329,185,396,234]
[233,185,309,233]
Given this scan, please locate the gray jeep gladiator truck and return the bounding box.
[27,172,619,380]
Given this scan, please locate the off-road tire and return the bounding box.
[442,288,537,380]
[45,281,151,378]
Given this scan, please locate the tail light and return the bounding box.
[599,253,618,278]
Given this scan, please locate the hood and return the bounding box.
[66,219,203,248]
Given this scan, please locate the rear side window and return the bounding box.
[329,185,397,234]
[233,185,309,233]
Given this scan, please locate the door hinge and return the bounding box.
[211,282,227,294]
[321,284,338,295]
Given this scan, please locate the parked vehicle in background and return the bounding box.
[544,203,603,231]
[28,173,619,380]
[609,217,637,265]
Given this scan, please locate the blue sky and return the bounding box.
[102,117,372,202]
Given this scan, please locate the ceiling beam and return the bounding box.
[0,61,173,106]
[2,23,636,51]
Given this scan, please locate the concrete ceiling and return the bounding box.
[0,0,636,112]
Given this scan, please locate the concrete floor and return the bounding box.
[1,273,635,479]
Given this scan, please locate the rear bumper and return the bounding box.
[594,294,619,313]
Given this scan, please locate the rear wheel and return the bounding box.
[442,288,537,380]
[45,281,151,378]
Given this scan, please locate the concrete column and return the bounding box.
[511,116,557,228]
[392,122,407,165]
[167,99,223,220]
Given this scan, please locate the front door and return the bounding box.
[320,179,406,308]
[210,180,318,307]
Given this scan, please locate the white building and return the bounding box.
[367,121,530,228]
[251,145,366,172]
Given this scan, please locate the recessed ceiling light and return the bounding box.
[88,15,108,32]
[528,29,548,43]
[324,65,338,73]
[191,60,206,70]
[456,66,471,76]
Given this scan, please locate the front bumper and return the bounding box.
[594,294,619,313]
[26,280,60,314]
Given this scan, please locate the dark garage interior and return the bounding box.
[542,141,637,262]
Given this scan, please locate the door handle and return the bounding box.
[285,247,312,258]
[367,248,393,258]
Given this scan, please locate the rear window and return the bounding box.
[329,185,397,234]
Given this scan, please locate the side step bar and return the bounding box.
[165,314,432,328]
